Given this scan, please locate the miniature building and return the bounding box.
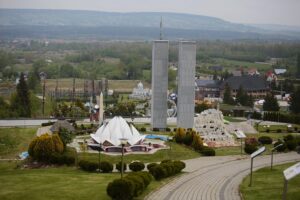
[177,41,196,129]
[151,40,169,129]
[194,109,235,147]
[129,81,150,100]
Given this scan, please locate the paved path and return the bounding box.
[146,152,300,200]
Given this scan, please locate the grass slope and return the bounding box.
[240,162,300,200]
[0,128,36,159]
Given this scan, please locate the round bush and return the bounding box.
[258,136,273,144]
[100,161,113,173]
[149,165,167,180]
[116,161,127,172]
[147,163,158,171]
[125,175,145,196]
[107,178,135,200]
[286,140,297,151]
[140,127,146,132]
[78,160,98,172]
[29,134,64,162]
[132,171,152,187]
[49,153,74,166]
[129,161,145,172]
[244,144,258,154]
[152,128,159,132]
[274,141,287,152]
[173,160,186,172]
[165,127,171,132]
[160,159,172,164]
[201,147,216,156]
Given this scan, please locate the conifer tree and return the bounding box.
[290,87,300,114]
[223,83,235,105]
[263,93,279,111]
[11,73,31,117]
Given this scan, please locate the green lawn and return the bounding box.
[0,128,36,159]
[0,161,179,200]
[223,116,246,122]
[240,162,300,200]
[79,142,200,164]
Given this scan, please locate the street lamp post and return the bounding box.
[98,142,102,173]
[271,143,283,170]
[119,138,128,179]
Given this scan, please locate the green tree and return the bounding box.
[223,83,235,105]
[289,87,300,114]
[263,93,279,111]
[236,86,247,106]
[297,53,300,78]
[11,73,31,117]
[28,65,41,92]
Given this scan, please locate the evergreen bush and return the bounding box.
[258,136,273,144]
[100,161,113,173]
[107,178,135,200]
[129,161,145,172]
[78,160,98,172]
[200,147,216,156]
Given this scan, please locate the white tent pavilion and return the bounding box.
[90,116,145,146]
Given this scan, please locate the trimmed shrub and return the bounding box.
[140,127,146,132]
[129,161,145,172]
[166,127,171,132]
[258,136,273,144]
[125,175,145,196]
[147,163,158,171]
[266,129,270,133]
[174,127,186,144]
[50,153,75,166]
[78,160,98,172]
[244,144,258,154]
[274,140,287,152]
[149,165,167,180]
[191,134,203,151]
[173,161,186,173]
[107,178,135,200]
[131,171,152,187]
[200,147,216,156]
[29,134,64,162]
[160,159,172,164]
[173,128,177,132]
[286,140,297,151]
[116,161,127,172]
[100,161,113,173]
[183,132,193,146]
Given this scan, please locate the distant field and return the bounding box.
[46,78,151,93]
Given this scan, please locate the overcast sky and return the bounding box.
[1,0,300,26]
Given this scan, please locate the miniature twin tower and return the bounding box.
[151,40,196,130]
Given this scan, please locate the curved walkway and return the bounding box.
[145,152,300,200]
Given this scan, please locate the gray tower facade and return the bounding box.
[151,40,169,129]
[177,41,196,128]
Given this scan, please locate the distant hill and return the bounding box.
[0,9,299,40]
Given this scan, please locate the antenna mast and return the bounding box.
[160,16,163,40]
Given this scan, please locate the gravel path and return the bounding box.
[145,152,300,200]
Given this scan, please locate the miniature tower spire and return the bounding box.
[160,16,163,40]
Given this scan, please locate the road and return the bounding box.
[145,152,300,200]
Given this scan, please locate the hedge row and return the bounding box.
[107,172,153,200]
[263,112,300,124]
[78,160,113,173]
[148,160,185,180]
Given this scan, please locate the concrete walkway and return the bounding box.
[145,152,300,200]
